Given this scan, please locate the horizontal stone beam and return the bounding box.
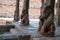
[0,24,15,34]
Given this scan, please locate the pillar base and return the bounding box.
[21,21,29,25]
[39,31,55,37]
[21,17,29,25]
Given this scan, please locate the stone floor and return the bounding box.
[11,20,60,40]
[0,19,60,40]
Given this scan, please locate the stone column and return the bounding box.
[56,0,60,26]
[21,0,29,25]
[14,0,20,22]
[38,0,55,37]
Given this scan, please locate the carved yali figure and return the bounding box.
[38,0,55,37]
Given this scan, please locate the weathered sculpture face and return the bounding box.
[38,0,55,37]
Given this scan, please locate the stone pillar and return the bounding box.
[38,0,55,37]
[56,0,60,26]
[14,0,20,22]
[21,0,29,25]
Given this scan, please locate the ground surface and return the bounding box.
[0,19,60,40]
[0,0,60,40]
[11,20,60,40]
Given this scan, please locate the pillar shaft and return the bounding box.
[56,0,60,26]
[21,0,29,25]
[38,0,55,37]
[14,0,20,22]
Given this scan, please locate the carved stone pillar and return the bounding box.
[14,0,20,22]
[21,0,29,25]
[56,0,60,26]
[38,0,55,37]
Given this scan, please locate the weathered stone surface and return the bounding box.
[38,0,55,37]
